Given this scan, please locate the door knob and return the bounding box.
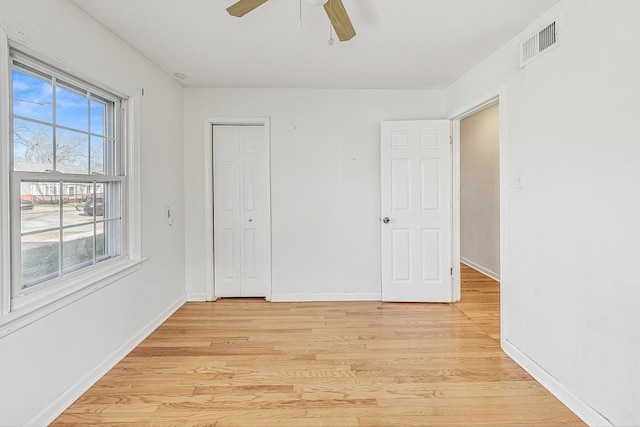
[383,217,390,224]
[248,218,253,222]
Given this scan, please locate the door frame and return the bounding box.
[203,116,272,301]
[449,88,507,348]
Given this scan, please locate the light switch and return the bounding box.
[515,171,525,189]
[164,205,174,226]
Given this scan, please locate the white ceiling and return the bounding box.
[71,0,561,89]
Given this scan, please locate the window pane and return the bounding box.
[21,183,60,235]
[63,224,94,273]
[90,98,105,136]
[18,192,35,213]
[20,182,62,287]
[12,68,53,123]
[56,84,88,132]
[84,183,105,218]
[22,230,60,287]
[90,136,105,174]
[56,128,88,173]
[62,183,92,225]
[13,118,54,172]
[74,183,108,219]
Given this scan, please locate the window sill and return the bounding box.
[0,256,148,338]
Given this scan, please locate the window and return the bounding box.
[8,50,128,308]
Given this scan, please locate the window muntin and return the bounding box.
[10,54,124,295]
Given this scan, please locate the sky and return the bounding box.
[12,66,110,174]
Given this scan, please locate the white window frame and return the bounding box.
[0,35,145,337]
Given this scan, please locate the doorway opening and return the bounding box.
[452,95,503,343]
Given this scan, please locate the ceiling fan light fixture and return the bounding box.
[226,0,355,42]
[303,0,327,7]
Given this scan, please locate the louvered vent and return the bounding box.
[520,20,558,67]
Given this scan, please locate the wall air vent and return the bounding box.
[520,19,559,68]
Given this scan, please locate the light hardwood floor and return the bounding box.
[52,265,584,426]
[455,264,500,342]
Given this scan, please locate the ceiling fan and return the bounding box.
[226,0,356,42]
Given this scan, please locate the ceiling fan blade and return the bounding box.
[323,0,356,41]
[226,0,269,17]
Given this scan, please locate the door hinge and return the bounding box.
[449,135,452,144]
[450,267,453,275]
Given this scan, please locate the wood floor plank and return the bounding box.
[51,264,584,426]
[215,416,359,427]
[455,263,501,341]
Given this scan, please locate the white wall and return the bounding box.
[184,89,444,301]
[0,1,185,425]
[460,104,500,279]
[447,1,640,425]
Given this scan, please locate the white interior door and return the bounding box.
[381,120,452,302]
[213,125,270,297]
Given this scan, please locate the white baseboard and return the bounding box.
[271,292,381,302]
[28,297,185,427]
[461,257,500,281]
[503,339,612,427]
[186,292,208,301]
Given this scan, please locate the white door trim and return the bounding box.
[449,87,507,349]
[203,117,272,301]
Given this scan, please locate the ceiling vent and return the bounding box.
[520,19,559,68]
